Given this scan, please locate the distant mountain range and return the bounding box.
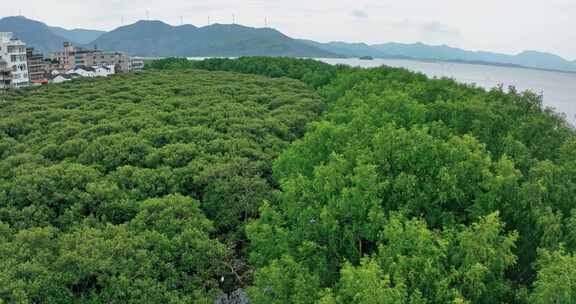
[1,16,575,72]
[304,40,576,72]
[0,16,335,58]
[0,16,105,53]
[49,27,105,45]
[90,20,337,57]
[0,16,67,54]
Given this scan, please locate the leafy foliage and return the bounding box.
[530,248,576,304]
[162,57,575,303]
[148,57,343,89]
[0,69,323,302]
[2,56,576,303]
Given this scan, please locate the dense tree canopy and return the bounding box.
[149,57,576,303]
[0,57,574,303]
[0,69,323,302]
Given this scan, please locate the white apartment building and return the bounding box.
[0,32,29,88]
[130,59,145,72]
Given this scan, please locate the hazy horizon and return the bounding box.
[2,0,575,60]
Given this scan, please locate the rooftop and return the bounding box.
[75,65,96,72]
[51,73,81,80]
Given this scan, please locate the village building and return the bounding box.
[66,65,115,78]
[26,47,47,82]
[50,73,81,84]
[0,32,29,88]
[49,42,75,71]
[0,60,11,89]
[67,66,96,77]
[130,58,145,72]
[50,42,131,73]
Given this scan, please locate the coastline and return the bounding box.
[138,55,576,75]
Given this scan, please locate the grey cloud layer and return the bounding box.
[1,0,574,59]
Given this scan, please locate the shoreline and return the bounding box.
[319,56,576,75]
[138,55,576,75]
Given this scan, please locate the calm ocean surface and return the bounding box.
[318,58,576,125]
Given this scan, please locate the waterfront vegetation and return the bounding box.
[0,57,575,303]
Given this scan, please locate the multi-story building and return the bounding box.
[130,58,145,72]
[75,49,131,73]
[99,52,131,73]
[50,42,132,73]
[74,48,103,67]
[0,60,11,90]
[26,47,47,82]
[0,32,29,88]
[49,42,76,71]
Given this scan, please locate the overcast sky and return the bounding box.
[2,0,576,60]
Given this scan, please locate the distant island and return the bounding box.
[1,16,575,73]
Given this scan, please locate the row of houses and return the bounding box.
[49,42,140,74]
[50,65,115,84]
[0,32,144,89]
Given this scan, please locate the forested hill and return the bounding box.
[89,20,338,57]
[0,16,105,53]
[1,57,576,303]
[0,16,337,57]
[49,26,105,44]
[0,16,67,54]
